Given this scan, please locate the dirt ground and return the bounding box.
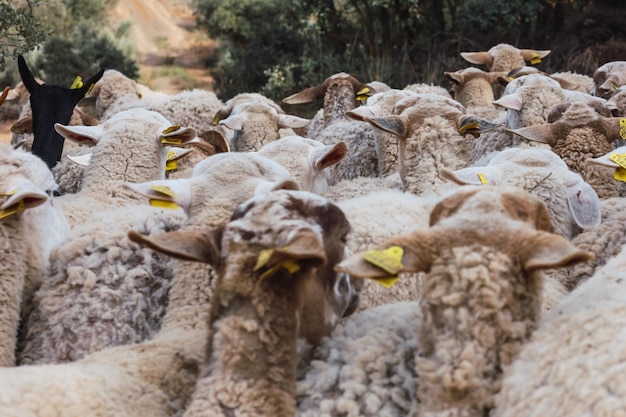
[0,0,215,144]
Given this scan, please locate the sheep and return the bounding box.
[460,43,551,73]
[256,135,348,195]
[283,72,380,184]
[122,189,359,417]
[492,242,626,417]
[360,93,473,197]
[83,68,149,119]
[300,185,592,417]
[443,67,510,164]
[346,89,420,177]
[0,145,69,367]
[608,85,626,117]
[440,147,603,310]
[507,102,621,198]
[218,100,310,152]
[506,66,595,93]
[322,174,404,202]
[16,55,104,168]
[50,107,196,227]
[16,110,198,364]
[591,60,626,99]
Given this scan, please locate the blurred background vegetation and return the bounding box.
[2,0,626,106]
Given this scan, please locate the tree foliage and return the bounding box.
[193,0,626,101]
[0,0,50,71]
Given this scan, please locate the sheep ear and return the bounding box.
[17,55,40,95]
[1,181,48,211]
[586,150,622,168]
[54,123,102,146]
[260,228,327,270]
[67,153,92,166]
[460,51,494,67]
[282,84,327,105]
[335,234,433,279]
[218,113,247,130]
[520,231,593,273]
[166,147,194,162]
[11,117,33,134]
[493,93,523,111]
[439,166,499,186]
[520,49,551,63]
[444,71,463,85]
[199,128,231,153]
[506,124,555,146]
[312,141,347,171]
[277,114,310,129]
[346,105,383,121]
[0,86,9,107]
[564,173,602,228]
[160,126,197,145]
[458,115,501,137]
[75,107,100,126]
[363,115,407,137]
[128,229,221,265]
[123,179,192,213]
[75,68,105,100]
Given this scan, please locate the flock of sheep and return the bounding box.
[0,42,625,416]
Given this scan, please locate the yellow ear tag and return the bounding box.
[613,167,626,182]
[458,121,479,137]
[212,113,221,126]
[149,199,179,210]
[0,190,25,219]
[0,200,25,220]
[165,150,178,171]
[508,76,515,81]
[254,248,301,283]
[477,172,488,185]
[362,245,404,288]
[161,137,183,145]
[619,119,626,140]
[530,51,541,65]
[70,76,83,89]
[162,125,181,135]
[609,152,626,169]
[356,87,371,96]
[149,185,177,198]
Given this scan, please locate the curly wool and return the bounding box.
[337,189,436,311]
[296,302,421,417]
[493,244,626,417]
[18,205,186,365]
[401,115,469,197]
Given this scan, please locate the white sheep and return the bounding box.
[218,100,310,151]
[51,107,196,227]
[506,66,595,93]
[360,93,472,197]
[298,185,592,417]
[256,135,348,195]
[0,145,69,367]
[493,242,626,417]
[17,109,197,364]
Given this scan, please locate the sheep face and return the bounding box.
[130,189,360,345]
